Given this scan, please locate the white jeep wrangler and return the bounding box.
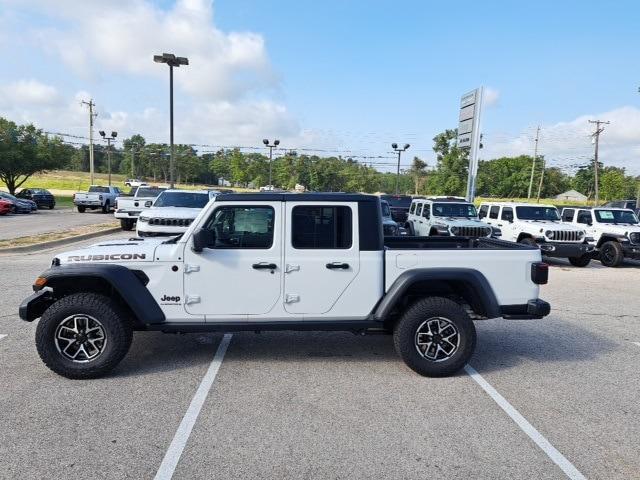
[560,206,640,267]
[479,202,594,267]
[407,197,494,238]
[19,193,549,379]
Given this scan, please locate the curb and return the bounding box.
[0,227,122,254]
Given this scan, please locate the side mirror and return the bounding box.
[144,200,152,208]
[192,228,216,253]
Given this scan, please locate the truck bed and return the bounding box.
[383,236,541,307]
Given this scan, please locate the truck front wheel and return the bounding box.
[599,241,624,267]
[393,297,476,377]
[35,293,133,379]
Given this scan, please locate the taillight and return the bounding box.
[531,262,548,285]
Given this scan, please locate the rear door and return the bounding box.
[283,202,359,315]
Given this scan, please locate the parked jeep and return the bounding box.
[560,206,640,267]
[19,193,549,379]
[480,202,594,266]
[407,197,495,238]
[381,199,401,236]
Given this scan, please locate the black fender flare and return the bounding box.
[597,234,628,248]
[24,264,165,325]
[372,268,501,321]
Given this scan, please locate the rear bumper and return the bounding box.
[74,201,103,207]
[500,299,551,319]
[114,209,142,218]
[537,241,595,258]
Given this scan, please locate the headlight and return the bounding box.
[139,216,149,223]
[545,230,554,239]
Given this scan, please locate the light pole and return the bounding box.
[99,130,117,186]
[262,139,280,188]
[391,143,410,195]
[153,52,189,188]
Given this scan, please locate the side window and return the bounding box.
[292,206,352,249]
[576,210,592,225]
[501,207,513,221]
[478,205,488,218]
[423,204,430,218]
[489,206,500,219]
[205,206,274,248]
[416,203,423,216]
[562,209,575,222]
[409,202,416,215]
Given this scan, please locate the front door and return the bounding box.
[183,201,282,317]
[283,202,360,315]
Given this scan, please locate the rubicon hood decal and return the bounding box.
[67,253,146,262]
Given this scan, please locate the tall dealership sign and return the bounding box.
[458,87,484,202]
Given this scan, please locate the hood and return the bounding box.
[142,207,202,219]
[55,238,164,265]
[520,220,583,232]
[436,217,487,228]
[597,223,640,235]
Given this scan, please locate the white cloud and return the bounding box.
[0,79,60,106]
[482,106,640,175]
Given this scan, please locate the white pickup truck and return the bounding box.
[19,193,550,379]
[114,186,166,231]
[73,186,123,213]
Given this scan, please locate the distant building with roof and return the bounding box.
[555,189,587,202]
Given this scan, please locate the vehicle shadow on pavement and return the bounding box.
[470,317,617,373]
[545,257,640,269]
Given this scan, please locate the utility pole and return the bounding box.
[535,155,545,203]
[589,119,610,205]
[391,143,410,195]
[99,131,117,186]
[81,99,97,185]
[527,126,540,199]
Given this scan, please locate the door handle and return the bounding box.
[252,262,277,270]
[326,262,349,269]
[497,223,503,227]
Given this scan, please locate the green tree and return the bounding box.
[426,129,468,196]
[408,156,428,194]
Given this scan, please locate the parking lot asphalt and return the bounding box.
[0,208,116,240]
[0,233,639,479]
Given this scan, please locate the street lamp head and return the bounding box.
[111,131,117,138]
[154,53,189,67]
[391,143,398,149]
[404,143,410,150]
[263,139,269,145]
[274,139,280,146]
[153,55,165,64]
[176,56,189,66]
[99,130,106,137]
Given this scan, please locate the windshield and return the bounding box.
[432,203,477,218]
[381,195,412,208]
[30,188,48,194]
[89,186,110,193]
[381,202,391,217]
[154,192,209,208]
[137,187,165,198]
[594,209,639,224]
[515,206,560,221]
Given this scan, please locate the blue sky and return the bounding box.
[1,0,639,172]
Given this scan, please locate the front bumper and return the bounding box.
[622,244,640,259]
[500,299,551,319]
[19,290,53,322]
[537,240,595,258]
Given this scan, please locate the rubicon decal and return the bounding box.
[67,253,146,261]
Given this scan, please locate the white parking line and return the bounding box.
[632,342,640,347]
[154,333,233,480]
[0,334,7,341]
[464,365,586,480]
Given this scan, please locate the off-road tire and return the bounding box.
[120,218,135,231]
[393,296,476,377]
[35,293,133,379]
[568,255,591,267]
[77,206,86,213]
[102,200,110,214]
[519,237,538,247]
[599,241,624,267]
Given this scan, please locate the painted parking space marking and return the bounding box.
[464,365,586,480]
[0,334,7,341]
[632,342,640,347]
[154,333,232,480]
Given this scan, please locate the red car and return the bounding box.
[0,199,12,215]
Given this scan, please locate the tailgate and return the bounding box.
[384,248,542,306]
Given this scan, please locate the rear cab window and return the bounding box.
[292,205,352,249]
[489,206,500,219]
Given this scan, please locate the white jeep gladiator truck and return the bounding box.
[560,206,640,267]
[407,197,496,238]
[114,186,166,231]
[19,193,550,379]
[73,186,122,213]
[480,202,594,267]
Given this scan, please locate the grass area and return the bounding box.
[0,222,118,249]
[55,195,74,208]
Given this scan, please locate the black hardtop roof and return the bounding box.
[215,192,379,203]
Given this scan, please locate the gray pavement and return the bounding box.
[0,233,639,479]
[0,208,116,240]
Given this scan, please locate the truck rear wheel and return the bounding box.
[120,218,135,231]
[393,297,476,377]
[102,200,110,214]
[35,293,132,379]
[77,206,86,213]
[599,241,624,267]
[568,255,591,267]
